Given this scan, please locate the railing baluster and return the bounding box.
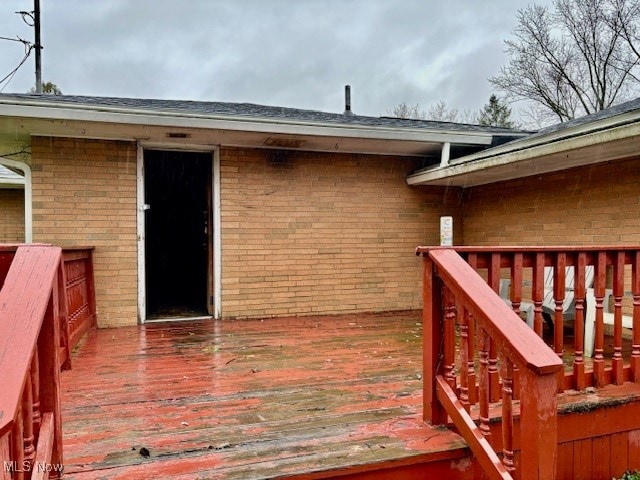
[22,371,35,466]
[553,254,566,392]
[31,350,41,436]
[612,251,625,385]
[573,252,586,391]
[632,251,640,383]
[532,253,545,337]
[1,435,11,478]
[594,251,607,387]
[478,327,491,439]
[459,305,471,412]
[11,402,25,480]
[501,357,515,473]
[510,253,523,318]
[443,287,457,392]
[467,309,478,406]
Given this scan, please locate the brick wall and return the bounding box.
[220,148,462,318]
[463,157,640,245]
[31,137,138,328]
[0,189,25,242]
[27,139,460,326]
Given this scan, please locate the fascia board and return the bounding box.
[0,101,495,146]
[407,113,640,186]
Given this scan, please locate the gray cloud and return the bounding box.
[0,0,553,118]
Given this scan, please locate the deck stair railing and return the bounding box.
[0,245,66,479]
[417,246,640,479]
[419,247,564,479]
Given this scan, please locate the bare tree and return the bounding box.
[387,102,428,120]
[491,0,640,123]
[388,100,479,123]
[426,101,460,122]
[609,0,640,64]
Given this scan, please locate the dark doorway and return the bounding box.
[144,150,211,320]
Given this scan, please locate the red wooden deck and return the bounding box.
[60,311,473,479]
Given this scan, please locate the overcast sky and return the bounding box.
[0,0,554,119]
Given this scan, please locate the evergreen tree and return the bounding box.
[478,94,514,128]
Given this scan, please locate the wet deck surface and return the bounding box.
[60,311,468,479]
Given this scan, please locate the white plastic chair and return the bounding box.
[501,266,594,331]
[584,288,633,358]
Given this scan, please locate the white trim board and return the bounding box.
[136,143,221,324]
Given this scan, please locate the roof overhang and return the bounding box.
[407,108,640,187]
[0,98,506,158]
[0,178,24,189]
[0,163,25,189]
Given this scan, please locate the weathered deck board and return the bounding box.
[60,311,470,479]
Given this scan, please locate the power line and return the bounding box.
[0,45,34,92]
[0,35,32,46]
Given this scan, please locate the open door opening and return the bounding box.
[144,150,212,320]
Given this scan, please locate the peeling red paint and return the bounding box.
[60,311,472,478]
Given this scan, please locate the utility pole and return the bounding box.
[34,0,41,94]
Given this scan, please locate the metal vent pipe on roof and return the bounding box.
[344,85,353,116]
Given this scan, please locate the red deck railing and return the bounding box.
[0,245,66,479]
[60,248,96,369]
[0,245,96,371]
[417,245,640,479]
[418,247,563,479]
[449,246,640,391]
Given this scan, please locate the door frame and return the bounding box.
[136,142,221,323]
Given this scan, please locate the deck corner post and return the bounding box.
[519,371,558,479]
[423,254,447,425]
[37,277,64,473]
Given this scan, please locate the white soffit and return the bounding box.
[0,97,509,157]
[0,163,25,189]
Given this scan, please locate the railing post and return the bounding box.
[423,255,447,425]
[37,282,63,476]
[519,371,558,479]
[488,253,501,402]
[58,258,72,370]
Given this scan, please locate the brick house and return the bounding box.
[0,164,25,243]
[0,94,638,328]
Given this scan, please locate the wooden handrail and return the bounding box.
[419,245,640,390]
[419,247,563,479]
[429,249,562,375]
[0,245,64,478]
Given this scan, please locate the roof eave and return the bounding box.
[0,98,499,146]
[407,109,640,187]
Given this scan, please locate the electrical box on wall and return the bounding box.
[440,216,453,246]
